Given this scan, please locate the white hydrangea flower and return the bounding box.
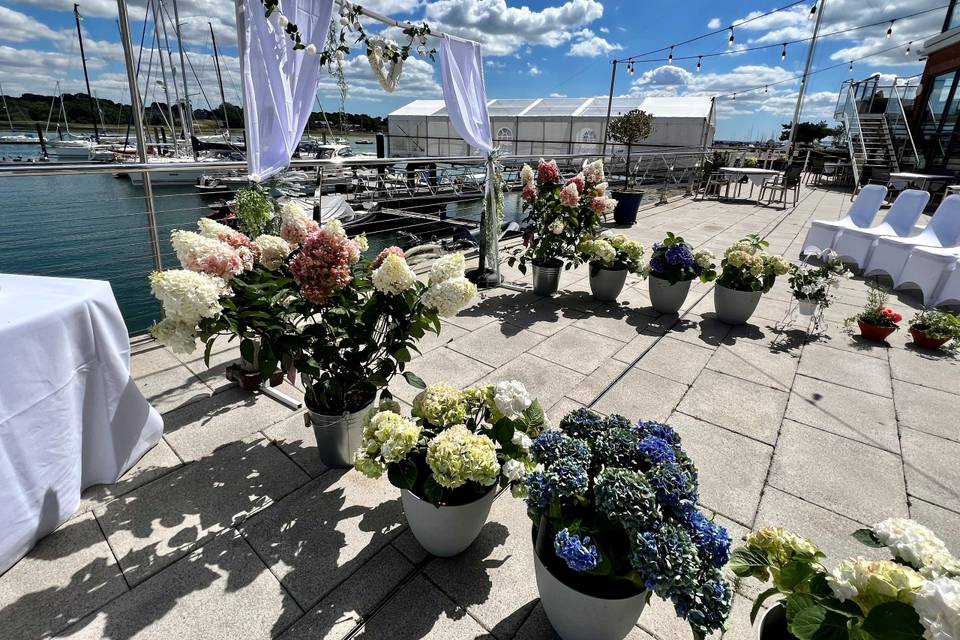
[171,230,246,280]
[149,269,228,324]
[355,233,369,252]
[422,276,477,317]
[549,220,565,235]
[197,217,235,239]
[493,380,532,418]
[371,253,417,295]
[520,163,535,187]
[694,248,715,269]
[253,234,291,270]
[429,252,466,285]
[322,219,346,237]
[149,316,200,354]
[913,576,960,640]
[502,459,525,482]
[582,158,605,184]
[873,518,960,578]
[511,430,533,451]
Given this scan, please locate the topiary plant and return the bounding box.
[607,109,654,189]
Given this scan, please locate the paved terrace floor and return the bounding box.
[3,185,959,640]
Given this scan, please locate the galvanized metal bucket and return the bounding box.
[532,263,562,296]
[648,275,691,314]
[589,265,628,302]
[308,404,371,468]
[714,285,762,325]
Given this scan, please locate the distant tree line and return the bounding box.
[779,120,843,145]
[0,92,386,132]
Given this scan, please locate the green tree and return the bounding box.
[779,120,842,144]
[606,109,654,188]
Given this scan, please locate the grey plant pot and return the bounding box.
[756,602,795,639]
[401,485,497,557]
[308,403,371,468]
[532,263,562,296]
[648,275,691,314]
[714,284,762,325]
[797,298,817,316]
[589,265,628,302]
[534,550,649,640]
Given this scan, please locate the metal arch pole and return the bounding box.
[788,0,826,148]
[117,0,163,272]
[601,60,617,161]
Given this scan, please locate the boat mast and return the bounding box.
[73,3,100,142]
[57,82,70,136]
[0,82,13,132]
[208,22,230,134]
[151,0,177,154]
[157,1,185,144]
[170,0,194,142]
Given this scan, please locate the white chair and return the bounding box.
[800,184,888,256]
[895,246,960,304]
[865,195,960,281]
[831,189,931,269]
[932,261,960,306]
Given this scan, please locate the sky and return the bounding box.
[0,0,943,140]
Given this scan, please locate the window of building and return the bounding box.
[495,126,513,153]
[575,127,598,154]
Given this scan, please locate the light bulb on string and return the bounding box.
[781,44,787,61]
[732,93,736,101]
[809,2,817,19]
[849,60,853,73]
[696,56,702,71]
[764,85,769,94]
[886,20,894,39]
[627,62,634,75]
[728,27,735,46]
[668,46,673,65]
[800,76,805,86]
[906,41,912,56]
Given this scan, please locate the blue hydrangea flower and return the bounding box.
[650,255,666,275]
[672,567,732,638]
[545,458,589,498]
[665,243,694,268]
[524,470,550,511]
[530,431,591,468]
[636,420,681,446]
[637,435,676,466]
[652,241,663,252]
[595,427,641,469]
[554,528,601,572]
[686,510,731,568]
[604,414,633,431]
[629,523,700,600]
[648,461,698,517]
[558,408,606,442]
[594,467,660,531]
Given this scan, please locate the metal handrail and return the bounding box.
[891,85,920,168]
[841,113,861,188]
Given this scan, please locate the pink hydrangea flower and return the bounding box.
[289,229,355,304]
[281,215,320,246]
[560,182,580,208]
[537,159,561,184]
[521,185,538,202]
[565,173,585,193]
[372,246,405,269]
[589,196,607,215]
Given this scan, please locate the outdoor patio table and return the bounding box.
[888,172,954,191]
[718,167,780,201]
[946,185,960,195]
[0,274,163,574]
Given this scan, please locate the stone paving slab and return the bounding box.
[388,346,493,404]
[901,427,960,513]
[529,325,624,374]
[131,346,213,415]
[480,353,585,410]
[592,367,688,422]
[77,437,182,514]
[704,342,798,391]
[796,343,893,398]
[676,369,787,445]
[635,336,715,386]
[448,321,547,369]
[892,379,959,443]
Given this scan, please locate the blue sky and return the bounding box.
[0,0,940,140]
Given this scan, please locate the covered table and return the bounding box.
[719,167,780,201]
[0,274,163,574]
[888,172,953,192]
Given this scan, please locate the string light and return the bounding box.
[887,20,894,38]
[764,85,769,93]
[732,92,736,100]
[696,56,702,71]
[849,60,854,72]
[781,43,787,60]
[800,76,805,86]
[809,2,817,19]
[906,41,912,55]
[627,62,634,74]
[729,27,735,45]
[668,46,674,65]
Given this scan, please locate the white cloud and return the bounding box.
[0,5,59,42]
[707,18,721,29]
[549,92,567,97]
[567,29,622,57]
[527,63,541,76]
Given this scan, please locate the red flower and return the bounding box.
[537,159,561,184]
[880,308,902,323]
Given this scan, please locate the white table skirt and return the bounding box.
[720,167,780,187]
[0,274,163,574]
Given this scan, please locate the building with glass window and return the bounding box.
[911,0,960,172]
[386,96,716,158]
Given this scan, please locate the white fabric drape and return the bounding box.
[238,0,334,181]
[439,36,499,275]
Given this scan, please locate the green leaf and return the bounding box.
[786,593,816,620]
[490,418,516,448]
[852,528,885,548]
[728,546,770,579]
[751,588,782,624]
[860,602,925,640]
[523,400,546,431]
[402,371,426,389]
[422,476,444,505]
[203,338,215,367]
[394,347,411,363]
[387,460,417,491]
[779,560,817,590]
[240,338,256,365]
[789,605,847,640]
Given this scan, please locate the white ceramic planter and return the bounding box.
[714,284,762,325]
[797,298,817,316]
[589,265,628,302]
[401,485,497,557]
[308,403,371,468]
[648,275,691,314]
[534,551,648,640]
[532,263,562,296]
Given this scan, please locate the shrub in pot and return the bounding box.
[644,232,717,313]
[518,408,732,640]
[354,381,545,557]
[730,518,960,640]
[786,249,852,322]
[509,159,613,296]
[578,232,646,302]
[844,286,901,343]
[714,235,790,325]
[607,109,654,225]
[908,309,960,351]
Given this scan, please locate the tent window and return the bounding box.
[576,127,598,154]
[496,126,514,153]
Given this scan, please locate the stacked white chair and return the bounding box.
[800,184,888,256]
[932,264,960,306]
[865,195,960,289]
[831,189,931,269]
[894,245,960,304]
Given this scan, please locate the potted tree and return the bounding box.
[577,232,645,302]
[844,287,902,342]
[517,409,732,640]
[908,309,960,350]
[607,109,654,225]
[645,232,717,313]
[354,381,545,557]
[714,235,791,325]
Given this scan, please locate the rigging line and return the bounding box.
[624,3,948,64]
[615,0,808,62]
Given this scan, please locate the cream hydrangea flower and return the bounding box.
[429,252,466,285]
[767,255,792,276]
[423,276,477,317]
[694,248,715,269]
[355,233,369,252]
[362,411,422,463]
[412,383,468,426]
[197,217,236,239]
[549,220,565,235]
[913,576,960,640]
[873,518,960,578]
[253,235,291,270]
[582,158,605,184]
[371,253,417,295]
[353,450,385,478]
[149,269,228,324]
[322,219,346,237]
[520,163,535,187]
[827,558,924,613]
[426,425,500,489]
[279,201,319,246]
[171,230,247,280]
[149,316,200,354]
[493,380,532,419]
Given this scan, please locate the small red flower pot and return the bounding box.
[909,325,950,350]
[858,319,896,342]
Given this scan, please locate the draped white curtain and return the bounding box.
[439,36,499,276]
[237,0,334,181]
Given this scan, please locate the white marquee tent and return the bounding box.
[387,95,716,158]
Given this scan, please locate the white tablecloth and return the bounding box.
[0,274,163,574]
[720,167,780,187]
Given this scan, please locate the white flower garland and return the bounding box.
[365,36,405,93]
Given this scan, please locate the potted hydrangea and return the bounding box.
[730,518,960,640]
[786,249,852,317]
[643,232,717,313]
[519,409,732,640]
[844,286,902,343]
[508,159,614,296]
[908,309,960,350]
[715,235,791,325]
[354,381,545,557]
[577,232,645,301]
